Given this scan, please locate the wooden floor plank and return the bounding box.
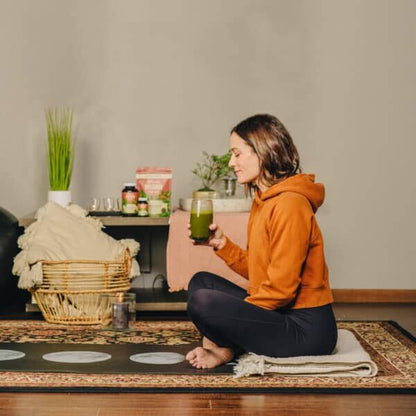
[0,394,211,409]
[333,303,416,336]
[1,393,416,415]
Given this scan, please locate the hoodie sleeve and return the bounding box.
[245,194,312,309]
[215,236,249,279]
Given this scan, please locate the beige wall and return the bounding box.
[0,0,415,289]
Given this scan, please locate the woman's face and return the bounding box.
[229,132,261,186]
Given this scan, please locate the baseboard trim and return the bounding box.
[332,289,416,303]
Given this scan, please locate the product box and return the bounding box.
[135,167,172,217]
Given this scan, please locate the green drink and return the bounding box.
[190,199,213,242]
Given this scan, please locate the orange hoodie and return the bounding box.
[215,173,333,310]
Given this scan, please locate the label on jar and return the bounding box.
[137,200,148,217]
[122,191,138,214]
[148,199,164,217]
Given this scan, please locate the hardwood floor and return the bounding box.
[0,392,416,416]
[0,303,415,416]
[333,303,416,336]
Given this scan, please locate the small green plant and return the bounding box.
[45,107,75,190]
[191,151,232,191]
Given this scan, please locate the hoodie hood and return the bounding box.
[254,174,325,213]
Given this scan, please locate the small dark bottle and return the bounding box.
[137,197,149,217]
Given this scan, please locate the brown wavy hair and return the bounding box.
[231,114,301,192]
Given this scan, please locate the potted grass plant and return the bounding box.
[46,107,75,207]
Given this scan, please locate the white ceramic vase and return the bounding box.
[48,190,72,207]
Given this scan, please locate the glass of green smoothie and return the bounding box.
[190,199,213,243]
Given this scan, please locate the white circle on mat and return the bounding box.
[0,349,25,361]
[129,352,185,365]
[42,351,112,363]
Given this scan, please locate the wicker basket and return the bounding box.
[31,249,132,325]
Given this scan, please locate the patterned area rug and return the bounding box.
[0,320,415,393]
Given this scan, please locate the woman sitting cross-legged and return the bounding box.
[185,113,337,369]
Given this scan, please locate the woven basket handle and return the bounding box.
[123,248,132,276]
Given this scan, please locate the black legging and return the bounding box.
[187,271,338,357]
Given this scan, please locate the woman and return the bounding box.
[186,114,337,369]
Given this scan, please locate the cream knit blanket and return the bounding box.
[234,329,378,378]
[13,202,140,289]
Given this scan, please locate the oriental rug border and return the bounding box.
[0,320,414,393]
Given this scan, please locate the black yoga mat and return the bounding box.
[0,342,233,375]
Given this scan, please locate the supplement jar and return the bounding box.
[121,183,139,216]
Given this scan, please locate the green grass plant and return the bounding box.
[45,108,75,190]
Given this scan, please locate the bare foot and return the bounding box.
[185,346,234,369]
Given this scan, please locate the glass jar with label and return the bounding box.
[148,199,164,217]
[121,183,139,216]
[137,197,149,217]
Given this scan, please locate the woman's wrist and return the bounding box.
[215,236,227,251]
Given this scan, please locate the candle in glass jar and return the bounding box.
[112,301,129,329]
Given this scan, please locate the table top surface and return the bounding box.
[19,213,170,227]
[19,207,251,228]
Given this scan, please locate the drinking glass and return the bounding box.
[114,197,121,212]
[100,292,136,331]
[102,197,115,212]
[89,198,100,212]
[222,177,237,197]
[190,199,213,243]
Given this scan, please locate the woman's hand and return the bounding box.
[187,223,226,250]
